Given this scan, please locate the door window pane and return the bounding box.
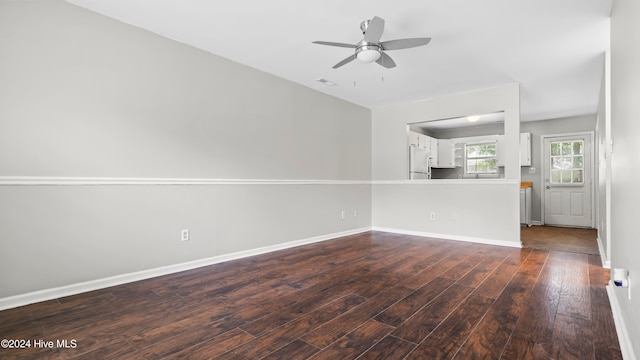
[573,156,583,168]
[549,140,585,184]
[572,170,583,183]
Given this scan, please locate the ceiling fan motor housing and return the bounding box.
[360,19,371,34]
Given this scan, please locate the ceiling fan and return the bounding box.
[313,16,431,69]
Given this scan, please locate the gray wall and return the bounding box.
[611,0,640,356]
[0,1,371,299]
[520,115,597,223]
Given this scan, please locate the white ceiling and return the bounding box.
[66,0,612,121]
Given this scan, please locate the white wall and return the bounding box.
[0,1,371,302]
[596,50,611,267]
[371,84,521,245]
[610,0,640,357]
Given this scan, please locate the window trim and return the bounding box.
[464,141,499,178]
[549,139,585,186]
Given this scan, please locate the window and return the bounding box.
[465,142,498,175]
[550,140,584,184]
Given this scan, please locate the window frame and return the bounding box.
[549,139,585,186]
[464,141,499,178]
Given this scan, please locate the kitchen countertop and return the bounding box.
[521,181,533,188]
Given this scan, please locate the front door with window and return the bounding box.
[542,134,593,227]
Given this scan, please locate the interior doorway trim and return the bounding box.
[539,131,596,228]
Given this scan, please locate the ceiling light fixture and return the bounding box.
[467,115,481,122]
[356,45,381,63]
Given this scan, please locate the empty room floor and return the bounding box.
[0,231,622,359]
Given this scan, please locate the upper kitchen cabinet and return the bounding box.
[520,132,532,166]
[408,131,423,148]
[408,131,420,147]
[408,131,437,156]
[436,139,455,168]
[497,133,530,167]
[428,137,438,164]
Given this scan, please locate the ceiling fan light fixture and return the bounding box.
[357,48,381,63]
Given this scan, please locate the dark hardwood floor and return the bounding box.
[0,231,622,359]
[521,225,599,255]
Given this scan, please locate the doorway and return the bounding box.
[541,132,594,228]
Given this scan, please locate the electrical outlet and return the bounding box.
[353,210,358,217]
[529,167,536,174]
[341,210,346,219]
[181,229,190,241]
[430,212,436,220]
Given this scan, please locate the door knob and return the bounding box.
[546,185,550,189]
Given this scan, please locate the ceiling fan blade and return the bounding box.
[312,41,357,48]
[364,16,385,43]
[380,37,431,50]
[333,54,357,69]
[376,52,396,68]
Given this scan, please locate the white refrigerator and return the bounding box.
[409,146,432,179]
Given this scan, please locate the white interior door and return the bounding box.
[543,134,593,227]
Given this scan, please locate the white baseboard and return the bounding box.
[0,227,371,311]
[597,235,611,268]
[607,283,638,360]
[371,226,522,248]
[531,220,544,226]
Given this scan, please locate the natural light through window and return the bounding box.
[550,140,584,184]
[465,142,497,175]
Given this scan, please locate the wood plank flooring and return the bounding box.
[0,231,622,359]
[521,225,599,255]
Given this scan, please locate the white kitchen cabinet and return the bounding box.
[420,134,430,149]
[520,132,532,166]
[408,132,434,154]
[408,131,420,147]
[436,139,455,168]
[429,137,438,164]
[495,133,531,167]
